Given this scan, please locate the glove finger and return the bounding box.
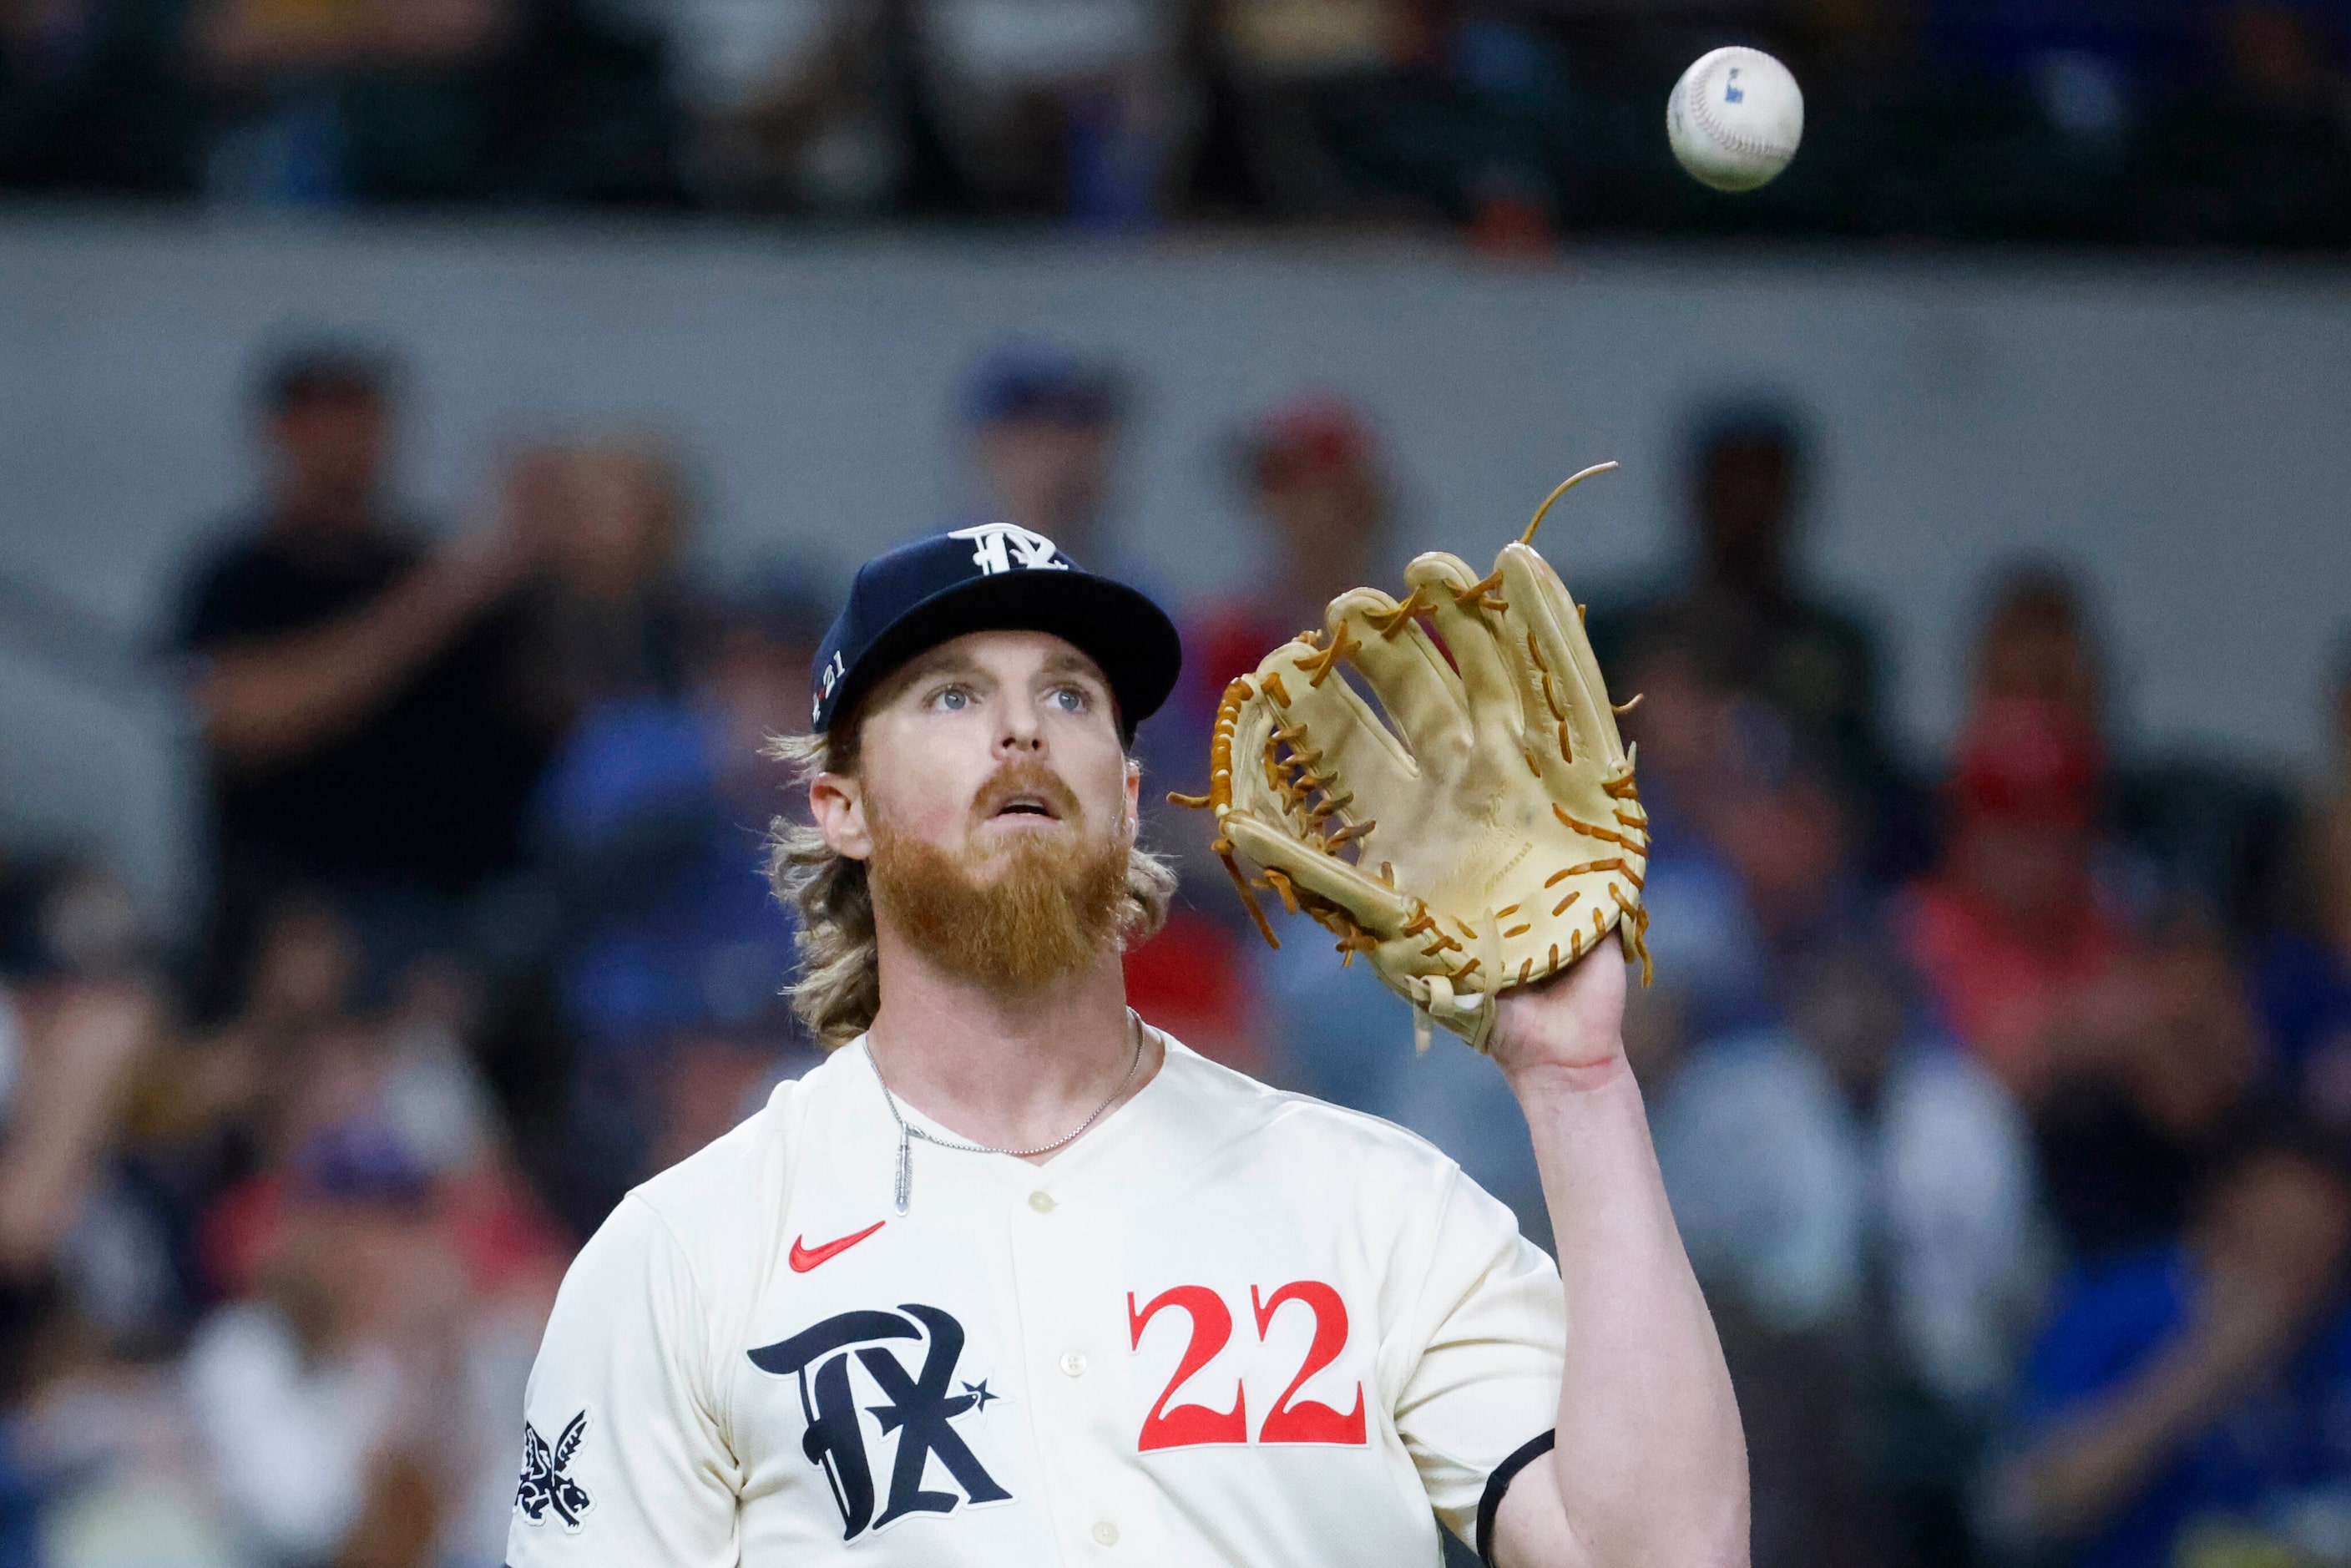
[1322,585,1470,760]
[1402,554,1524,751]
[1222,810,1416,936]
[1497,541,1629,774]
[1258,634,1420,812]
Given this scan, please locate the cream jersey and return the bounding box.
[507,1029,1565,1567]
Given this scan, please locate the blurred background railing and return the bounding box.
[4,3,2351,1567]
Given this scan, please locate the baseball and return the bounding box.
[1667,46,1804,193]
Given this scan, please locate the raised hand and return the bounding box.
[1489,947,1633,1093]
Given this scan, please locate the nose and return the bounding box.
[994,689,1046,758]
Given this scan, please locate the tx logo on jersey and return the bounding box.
[515,1411,594,1532]
[948,522,1069,577]
[750,1303,1011,1540]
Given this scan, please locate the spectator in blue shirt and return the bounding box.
[2000,1119,2351,1566]
[2257,636,2351,1128]
[532,584,823,1222]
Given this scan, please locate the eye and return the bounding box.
[931,684,973,713]
[1049,685,1091,714]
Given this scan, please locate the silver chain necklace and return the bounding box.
[868,1010,1145,1214]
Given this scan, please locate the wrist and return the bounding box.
[1499,1045,1638,1105]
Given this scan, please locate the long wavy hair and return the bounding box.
[764,729,1177,1048]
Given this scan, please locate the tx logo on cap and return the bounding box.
[948,523,1069,577]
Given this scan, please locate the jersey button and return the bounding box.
[1091,1520,1120,1547]
[1029,1191,1056,1213]
[1060,1351,1088,1378]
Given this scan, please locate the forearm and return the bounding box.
[1509,1060,1747,1568]
[0,984,153,1274]
[195,555,502,764]
[2015,1339,2236,1539]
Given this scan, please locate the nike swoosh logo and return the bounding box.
[789,1220,886,1273]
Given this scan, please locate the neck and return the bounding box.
[863,940,1156,1156]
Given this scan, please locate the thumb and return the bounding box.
[1222,811,1413,935]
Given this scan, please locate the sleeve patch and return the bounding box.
[516,1410,595,1532]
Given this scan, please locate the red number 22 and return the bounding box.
[1128,1281,1365,1449]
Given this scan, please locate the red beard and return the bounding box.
[867,760,1134,993]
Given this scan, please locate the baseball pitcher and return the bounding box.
[508,495,1748,1566]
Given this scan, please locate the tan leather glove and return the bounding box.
[1176,467,1651,1053]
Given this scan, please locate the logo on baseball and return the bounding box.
[1667,47,1804,193]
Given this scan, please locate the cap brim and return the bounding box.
[828,569,1181,740]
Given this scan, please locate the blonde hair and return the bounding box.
[764,730,1177,1048]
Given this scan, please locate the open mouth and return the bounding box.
[991,793,1059,822]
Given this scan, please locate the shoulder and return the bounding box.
[540,1065,834,1371]
[1145,1040,1526,1267]
[616,1044,879,1237]
[1152,1044,1556,1336]
[1155,1037,1470,1177]
[621,1068,816,1268]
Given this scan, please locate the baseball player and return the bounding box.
[508,520,1747,1566]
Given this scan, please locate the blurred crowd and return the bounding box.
[5,0,2351,245]
[0,331,2346,1568]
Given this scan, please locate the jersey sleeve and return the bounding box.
[1391,1166,1566,1552]
[508,1193,741,1567]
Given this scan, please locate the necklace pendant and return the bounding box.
[868,1012,1145,1206]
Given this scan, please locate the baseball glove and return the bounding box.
[1172,464,1651,1055]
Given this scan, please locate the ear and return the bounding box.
[1122,758,1142,843]
[810,771,873,861]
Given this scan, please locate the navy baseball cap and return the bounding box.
[810,524,1181,743]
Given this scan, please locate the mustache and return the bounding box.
[971,760,1084,825]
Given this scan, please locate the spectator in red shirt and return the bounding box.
[1901,695,2133,1100]
[1180,392,1392,727]
[1131,395,1393,1073]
